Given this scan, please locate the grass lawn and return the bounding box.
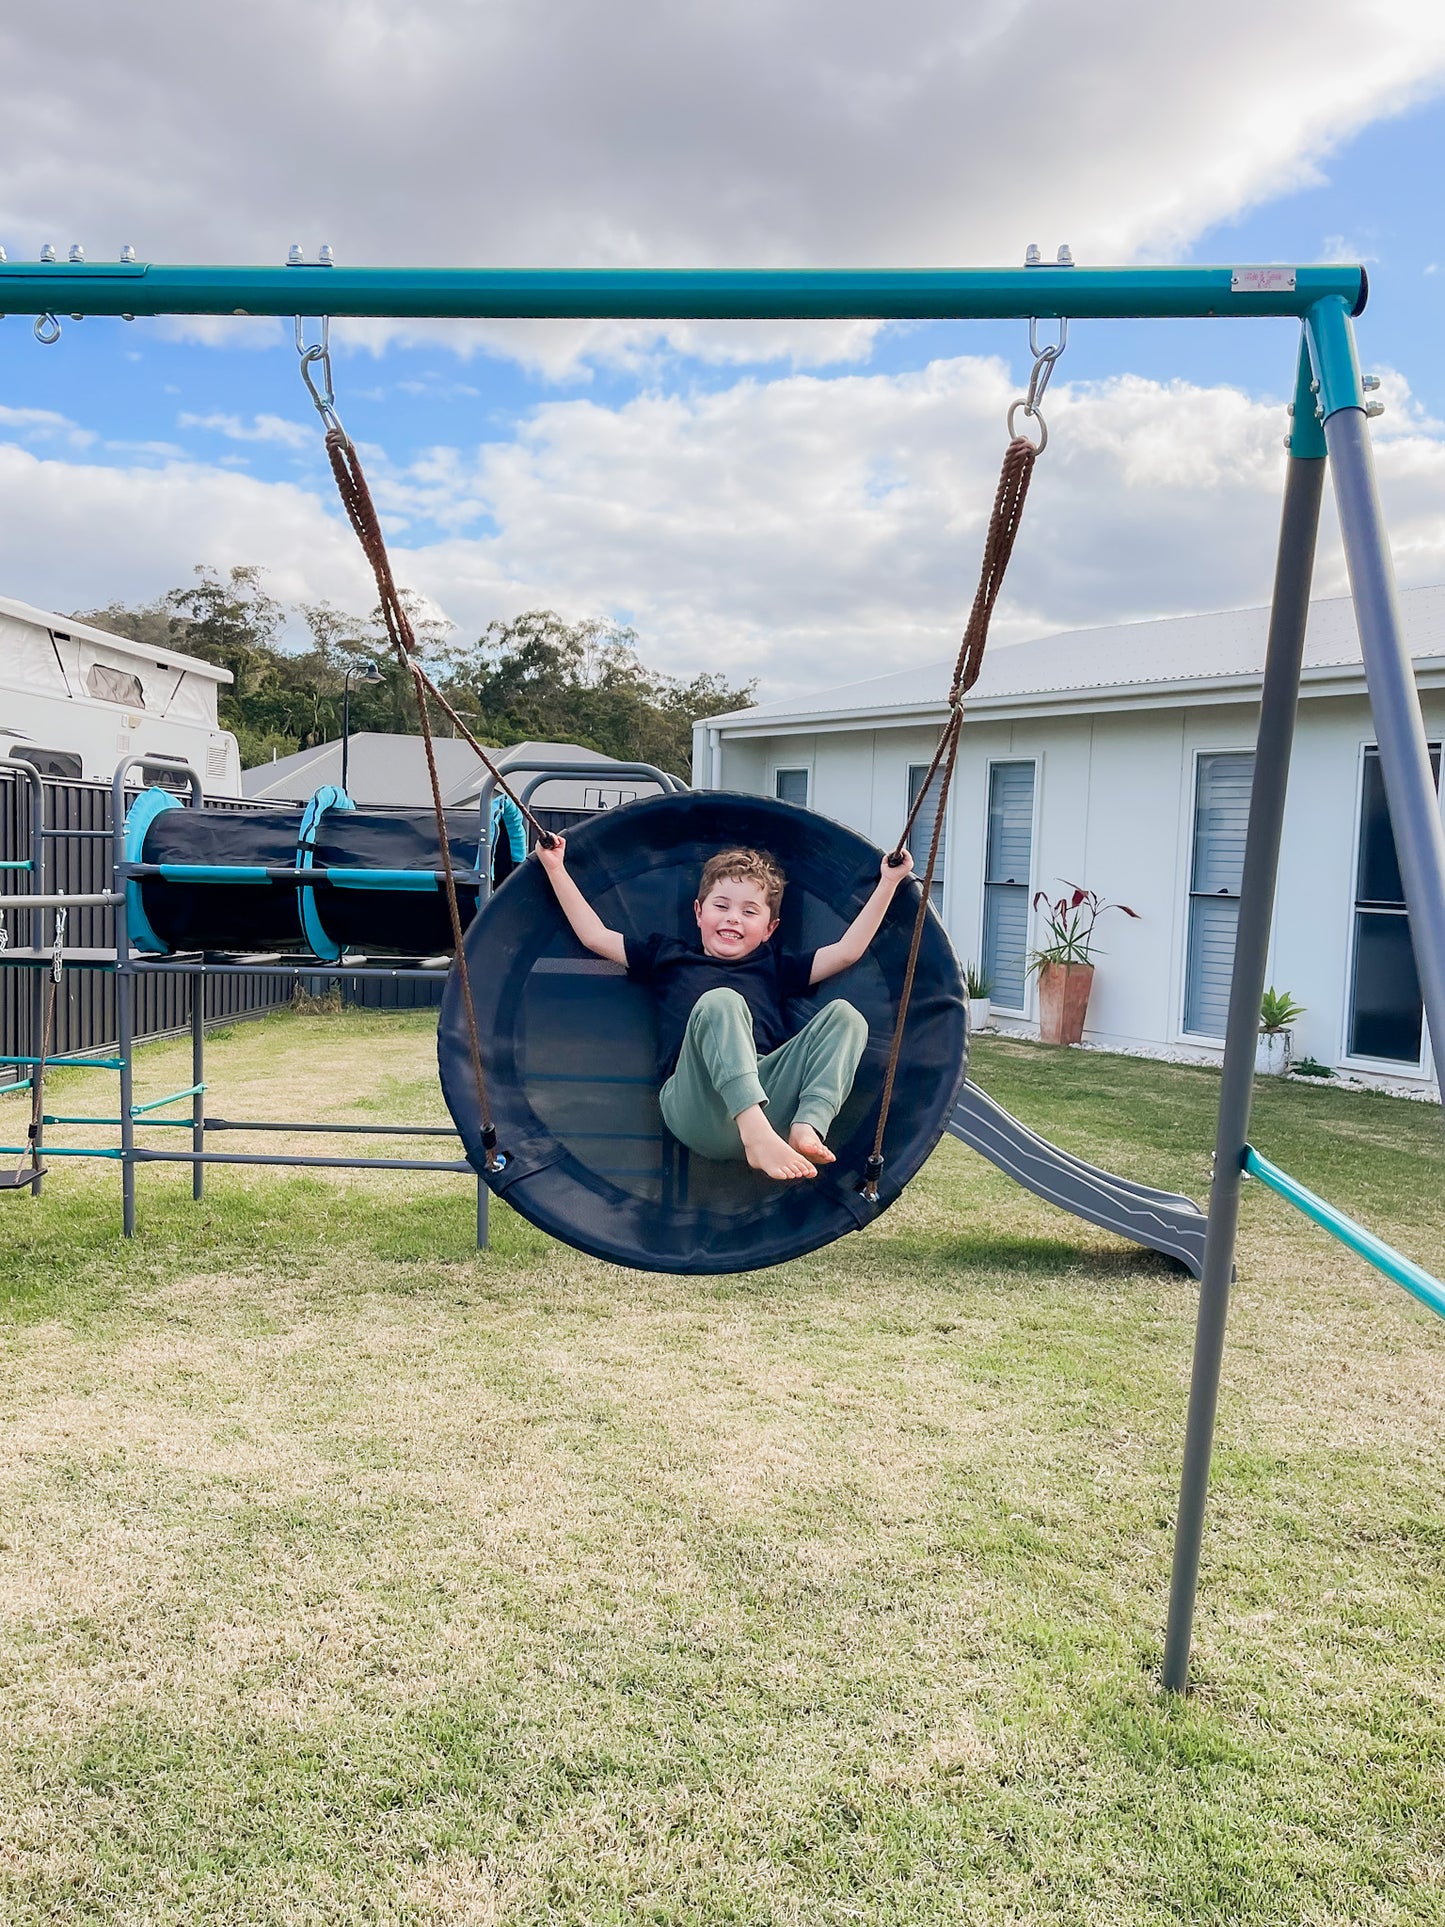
[1,1008,1442,1925]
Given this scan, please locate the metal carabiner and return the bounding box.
[1007,316,1068,452]
[295,314,345,436]
[34,313,62,346]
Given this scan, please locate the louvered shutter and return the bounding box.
[1183,753,1254,1038]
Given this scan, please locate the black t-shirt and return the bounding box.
[625,933,818,1075]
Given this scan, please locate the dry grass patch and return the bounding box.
[0,1011,1442,1923]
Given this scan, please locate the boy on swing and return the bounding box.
[537,839,914,1182]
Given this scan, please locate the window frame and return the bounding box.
[905,758,954,923]
[772,765,811,808]
[1339,737,1442,1078]
[977,755,1039,1018]
[1178,744,1258,1046]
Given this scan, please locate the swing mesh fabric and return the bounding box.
[438,791,968,1274]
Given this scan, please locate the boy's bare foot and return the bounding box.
[788,1122,835,1166]
[736,1106,818,1181]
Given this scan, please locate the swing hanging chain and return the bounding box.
[294,326,554,843]
[867,323,1059,1200]
[294,330,554,1172]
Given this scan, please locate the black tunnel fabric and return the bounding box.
[438,791,968,1274]
[135,804,484,954]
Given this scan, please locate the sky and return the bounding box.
[1,0,1444,699]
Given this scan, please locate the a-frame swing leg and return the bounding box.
[1310,297,1445,1086]
[1162,337,1325,1693]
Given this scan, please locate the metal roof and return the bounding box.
[704,585,1445,733]
[240,732,632,808]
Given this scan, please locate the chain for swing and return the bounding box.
[295,316,558,1173]
[862,318,1065,1202]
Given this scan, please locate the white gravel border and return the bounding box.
[978,1022,1441,1106]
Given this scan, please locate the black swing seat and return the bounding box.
[0,1164,46,1191]
[438,790,967,1275]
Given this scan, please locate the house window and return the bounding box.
[86,663,145,707]
[1348,743,1442,1063]
[774,767,809,807]
[982,760,1034,1010]
[1183,751,1254,1039]
[906,762,949,914]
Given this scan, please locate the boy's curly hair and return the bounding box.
[697,848,786,917]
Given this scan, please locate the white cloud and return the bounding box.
[2,1,1442,371]
[6,358,1442,699]
[0,444,376,618]
[0,403,96,451]
[177,411,313,448]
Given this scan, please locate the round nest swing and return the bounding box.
[438,789,968,1274]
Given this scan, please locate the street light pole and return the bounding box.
[341,660,383,795]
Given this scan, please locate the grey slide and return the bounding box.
[947,1081,1208,1277]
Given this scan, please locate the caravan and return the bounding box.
[0,594,241,793]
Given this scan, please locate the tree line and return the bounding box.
[79,566,757,781]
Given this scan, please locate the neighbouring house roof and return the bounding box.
[240,733,653,810]
[702,585,1445,735]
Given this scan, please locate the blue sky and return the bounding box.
[2,2,1443,694]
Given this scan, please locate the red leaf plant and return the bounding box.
[1028,880,1141,972]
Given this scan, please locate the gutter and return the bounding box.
[708,655,1445,738]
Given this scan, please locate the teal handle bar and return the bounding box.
[0,1143,123,1159]
[0,260,1366,322]
[157,863,272,884]
[0,1053,125,1069]
[1244,1146,1445,1323]
[144,863,474,889]
[130,1082,204,1114]
[327,868,439,891]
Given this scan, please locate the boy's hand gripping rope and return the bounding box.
[862,327,1061,1202]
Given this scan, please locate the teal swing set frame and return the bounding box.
[1,252,1442,1695]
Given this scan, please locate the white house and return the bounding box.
[0,594,241,793]
[694,587,1445,1096]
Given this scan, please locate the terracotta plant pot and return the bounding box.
[1037,960,1094,1046]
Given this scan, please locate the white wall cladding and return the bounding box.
[701,683,1445,1094]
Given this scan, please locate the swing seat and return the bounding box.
[0,1165,45,1191]
[438,791,967,1274]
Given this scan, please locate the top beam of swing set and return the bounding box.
[0,259,1366,322]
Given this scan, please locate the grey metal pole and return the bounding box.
[1162,344,1326,1693]
[29,771,47,1198]
[1317,407,1445,1094]
[191,965,205,1201]
[117,922,137,1237]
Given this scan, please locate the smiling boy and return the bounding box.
[537,839,914,1182]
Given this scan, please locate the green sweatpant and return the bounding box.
[659,986,870,1162]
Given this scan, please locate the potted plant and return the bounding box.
[963,961,991,1033]
[1028,882,1140,1046]
[1257,987,1305,1075]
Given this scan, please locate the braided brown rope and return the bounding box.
[320,425,512,1167]
[864,436,1038,1201]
